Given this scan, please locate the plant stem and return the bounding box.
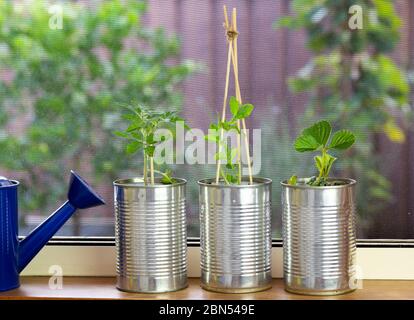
[237,122,242,184]
[153,169,174,184]
[150,156,155,185]
[316,148,327,185]
[143,150,148,185]
[220,168,230,185]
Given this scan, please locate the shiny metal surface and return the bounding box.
[281,178,357,295]
[198,177,272,293]
[114,178,187,293]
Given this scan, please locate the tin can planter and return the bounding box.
[281,178,357,295]
[113,177,187,293]
[198,177,272,293]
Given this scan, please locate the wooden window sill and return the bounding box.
[0,277,413,300]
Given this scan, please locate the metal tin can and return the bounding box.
[281,178,357,295]
[114,177,187,293]
[198,177,272,293]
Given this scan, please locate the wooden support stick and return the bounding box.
[215,38,234,184]
[216,5,253,185]
[225,6,242,184]
[231,8,253,184]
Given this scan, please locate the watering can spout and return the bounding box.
[18,171,105,272]
[67,170,106,209]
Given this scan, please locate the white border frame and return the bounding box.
[21,245,414,280]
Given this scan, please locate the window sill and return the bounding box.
[0,277,413,300]
[19,245,414,280]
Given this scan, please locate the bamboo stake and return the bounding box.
[222,5,242,184]
[224,5,230,28]
[230,8,253,184]
[224,7,242,184]
[216,5,253,185]
[215,19,234,184]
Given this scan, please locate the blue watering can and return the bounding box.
[0,170,105,291]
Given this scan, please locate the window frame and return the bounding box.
[39,237,414,248]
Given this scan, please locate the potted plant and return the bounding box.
[113,104,188,293]
[198,6,272,293]
[282,120,357,295]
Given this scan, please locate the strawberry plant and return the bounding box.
[289,120,356,186]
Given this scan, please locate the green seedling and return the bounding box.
[205,96,255,185]
[114,104,188,185]
[290,120,356,186]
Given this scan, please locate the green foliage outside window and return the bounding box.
[0,0,195,218]
[277,0,410,218]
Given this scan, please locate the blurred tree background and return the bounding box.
[0,0,195,234]
[277,0,411,232]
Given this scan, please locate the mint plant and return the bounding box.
[290,120,355,186]
[205,96,254,185]
[114,104,188,185]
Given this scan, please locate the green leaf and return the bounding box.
[314,153,336,178]
[113,131,129,138]
[126,141,142,154]
[314,155,323,173]
[204,134,219,143]
[294,120,332,152]
[160,169,174,184]
[145,145,155,157]
[229,96,240,117]
[214,152,227,161]
[226,147,237,164]
[122,114,136,121]
[325,154,337,176]
[302,120,332,147]
[146,133,155,145]
[226,163,235,170]
[130,132,142,140]
[288,175,297,185]
[383,120,405,143]
[235,104,254,119]
[126,123,140,132]
[329,130,356,150]
[275,16,296,28]
[294,135,320,152]
[377,55,408,103]
[219,121,239,133]
[226,174,238,184]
